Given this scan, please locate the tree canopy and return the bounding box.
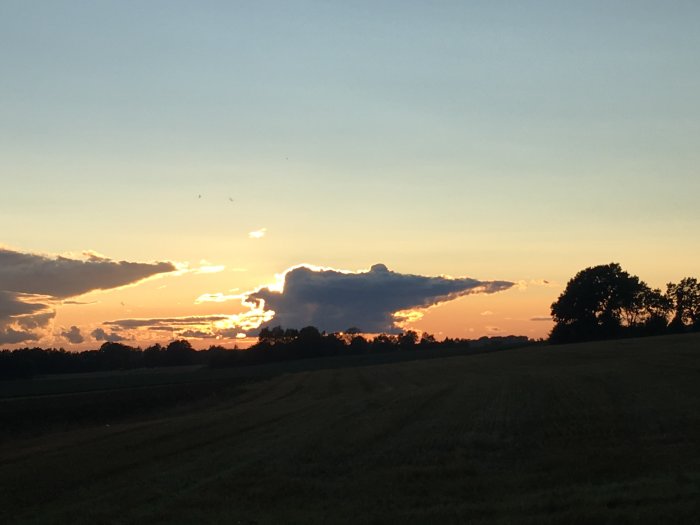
[666,277,700,330]
[550,263,669,343]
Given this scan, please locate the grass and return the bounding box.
[1,334,700,523]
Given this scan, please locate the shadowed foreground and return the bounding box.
[2,335,700,523]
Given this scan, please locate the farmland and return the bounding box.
[2,334,700,523]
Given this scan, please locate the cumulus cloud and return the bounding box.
[248,228,266,239]
[61,326,85,344]
[245,263,513,333]
[0,247,176,345]
[91,328,127,342]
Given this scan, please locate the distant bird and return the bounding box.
[228,197,234,203]
[198,194,202,199]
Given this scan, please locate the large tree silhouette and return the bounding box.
[550,263,667,343]
[666,277,700,331]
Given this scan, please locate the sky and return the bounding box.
[1,1,699,349]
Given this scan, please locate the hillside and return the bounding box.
[2,334,700,524]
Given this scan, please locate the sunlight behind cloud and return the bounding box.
[242,263,514,333]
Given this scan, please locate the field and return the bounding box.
[2,334,700,524]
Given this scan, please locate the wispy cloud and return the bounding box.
[194,291,241,304]
[517,279,554,291]
[102,311,272,341]
[248,228,266,239]
[195,265,226,274]
[105,315,233,329]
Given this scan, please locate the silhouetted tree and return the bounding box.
[348,334,369,354]
[419,332,437,348]
[398,330,418,348]
[550,263,660,343]
[666,278,700,331]
[165,339,196,366]
[99,342,136,369]
[372,334,397,353]
[258,325,280,343]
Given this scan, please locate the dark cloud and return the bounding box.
[17,311,55,330]
[0,291,55,344]
[530,316,553,322]
[0,327,40,345]
[0,291,48,318]
[91,328,127,342]
[0,248,176,298]
[0,247,176,345]
[246,263,513,333]
[61,326,85,344]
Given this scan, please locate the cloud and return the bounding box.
[102,311,272,340]
[248,228,266,239]
[61,326,85,344]
[245,263,514,333]
[0,247,176,298]
[178,329,214,339]
[91,328,127,342]
[0,291,55,344]
[104,315,233,329]
[530,316,553,322]
[0,247,176,344]
[480,310,494,316]
[0,291,47,318]
[517,278,554,291]
[0,327,40,345]
[194,291,240,304]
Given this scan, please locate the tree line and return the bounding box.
[550,263,700,343]
[0,330,531,379]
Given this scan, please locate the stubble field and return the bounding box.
[2,334,700,524]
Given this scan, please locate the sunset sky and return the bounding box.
[2,1,699,348]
